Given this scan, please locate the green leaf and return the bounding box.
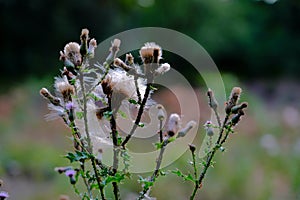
[103,111,113,120]
[76,111,84,120]
[65,151,93,163]
[118,110,127,119]
[171,169,195,183]
[128,98,139,105]
[138,122,145,127]
[150,85,158,91]
[154,142,163,149]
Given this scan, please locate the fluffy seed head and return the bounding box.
[139,42,162,64]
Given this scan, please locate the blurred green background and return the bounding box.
[1,0,300,199]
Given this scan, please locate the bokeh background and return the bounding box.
[1,0,300,199]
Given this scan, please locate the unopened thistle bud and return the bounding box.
[230,110,245,126]
[166,113,181,137]
[80,28,89,56]
[189,144,196,153]
[88,38,97,57]
[225,87,242,114]
[207,88,218,110]
[106,39,121,64]
[155,63,170,75]
[157,104,166,121]
[231,102,248,114]
[177,120,196,138]
[204,121,214,137]
[139,42,162,64]
[40,88,61,106]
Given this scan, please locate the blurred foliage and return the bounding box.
[0,0,300,92]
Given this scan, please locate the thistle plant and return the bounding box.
[40,29,248,200]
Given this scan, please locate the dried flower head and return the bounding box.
[55,77,75,102]
[125,53,134,65]
[63,42,82,66]
[114,58,131,71]
[139,42,162,64]
[40,88,61,106]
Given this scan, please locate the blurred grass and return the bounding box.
[0,75,300,199]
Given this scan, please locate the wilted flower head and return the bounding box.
[39,87,61,106]
[0,191,9,200]
[139,42,162,64]
[54,76,74,102]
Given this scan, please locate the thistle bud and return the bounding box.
[225,87,242,114]
[166,113,181,137]
[157,104,166,121]
[87,38,97,57]
[204,121,214,137]
[189,144,196,153]
[177,120,196,138]
[231,102,248,114]
[207,88,218,110]
[80,28,89,56]
[155,63,170,76]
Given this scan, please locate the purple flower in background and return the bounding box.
[65,169,76,178]
[65,102,75,110]
[0,191,9,200]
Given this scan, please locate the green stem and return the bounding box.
[79,72,92,152]
[121,81,153,147]
[91,157,106,200]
